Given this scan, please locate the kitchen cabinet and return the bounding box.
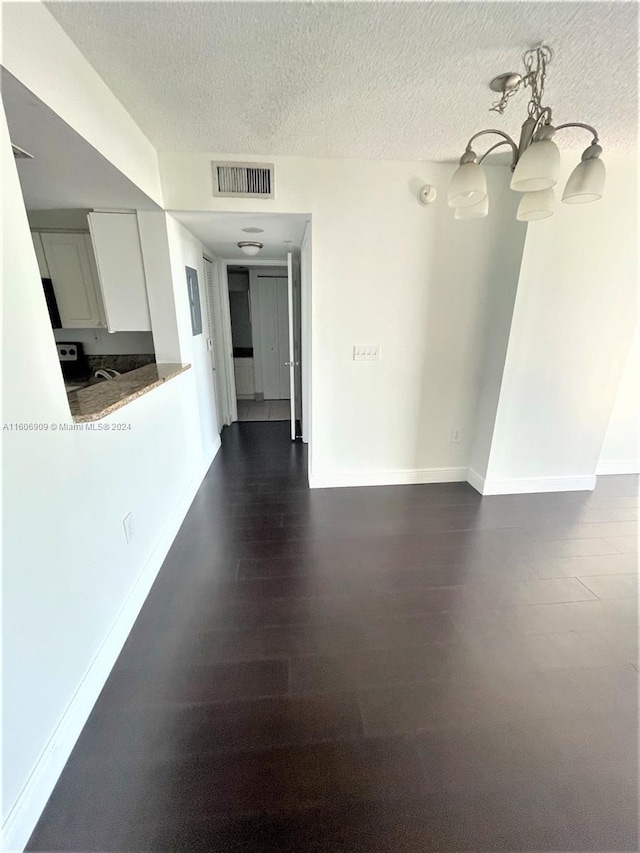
[88,212,151,332]
[39,232,105,329]
[234,358,255,399]
[31,231,50,278]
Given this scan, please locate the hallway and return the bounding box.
[236,399,291,422]
[28,423,638,851]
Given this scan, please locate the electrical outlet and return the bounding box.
[450,428,464,444]
[353,345,380,361]
[123,512,136,545]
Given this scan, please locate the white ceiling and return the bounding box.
[172,211,308,260]
[46,2,637,161]
[2,70,159,211]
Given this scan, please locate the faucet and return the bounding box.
[94,369,121,381]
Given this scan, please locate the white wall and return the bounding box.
[165,215,219,458]
[468,210,527,482]
[1,108,218,850]
[2,2,163,206]
[483,153,637,490]
[52,328,155,355]
[598,327,639,474]
[136,211,183,364]
[160,152,528,486]
[413,168,526,482]
[27,209,92,230]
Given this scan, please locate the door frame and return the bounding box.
[217,255,311,445]
[202,254,226,432]
[300,221,311,446]
[286,252,296,440]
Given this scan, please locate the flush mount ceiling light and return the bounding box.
[241,227,265,233]
[237,241,263,256]
[448,45,605,221]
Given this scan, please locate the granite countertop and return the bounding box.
[67,363,191,423]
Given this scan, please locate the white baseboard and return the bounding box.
[2,444,219,853]
[478,473,597,496]
[596,459,640,476]
[466,467,486,494]
[308,465,598,496]
[308,466,468,489]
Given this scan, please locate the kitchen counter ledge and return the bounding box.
[67,363,191,423]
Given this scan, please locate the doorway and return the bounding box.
[170,211,310,447]
[228,262,301,434]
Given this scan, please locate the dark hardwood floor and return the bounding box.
[28,423,639,851]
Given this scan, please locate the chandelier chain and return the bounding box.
[491,45,553,119]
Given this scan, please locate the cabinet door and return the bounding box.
[88,213,151,332]
[233,358,255,399]
[40,233,105,328]
[31,232,50,277]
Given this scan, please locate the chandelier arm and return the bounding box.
[477,140,518,165]
[465,129,519,168]
[554,122,600,144]
[467,129,518,160]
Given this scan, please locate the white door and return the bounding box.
[203,257,225,432]
[256,276,290,400]
[286,252,297,441]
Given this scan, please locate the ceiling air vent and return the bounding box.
[212,162,274,199]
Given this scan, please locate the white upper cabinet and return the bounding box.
[88,212,151,332]
[40,232,105,328]
[31,232,50,278]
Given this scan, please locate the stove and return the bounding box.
[57,342,91,382]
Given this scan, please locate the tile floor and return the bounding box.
[237,399,290,421]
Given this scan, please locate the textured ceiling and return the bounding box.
[171,211,307,260]
[46,1,637,161]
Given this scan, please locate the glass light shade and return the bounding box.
[447,163,487,208]
[454,195,489,219]
[238,242,263,256]
[516,188,556,221]
[562,157,605,204]
[510,140,561,192]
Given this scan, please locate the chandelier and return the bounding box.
[448,46,605,221]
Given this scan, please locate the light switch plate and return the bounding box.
[353,345,380,361]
